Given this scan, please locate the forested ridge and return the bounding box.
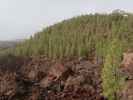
[0,10,133,100]
[11,11,133,58]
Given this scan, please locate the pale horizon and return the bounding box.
[0,0,133,41]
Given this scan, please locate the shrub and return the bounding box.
[102,38,123,100]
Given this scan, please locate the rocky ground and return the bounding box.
[119,52,133,100]
[0,55,106,100]
[0,52,133,100]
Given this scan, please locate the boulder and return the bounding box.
[20,57,52,81]
[121,52,133,68]
[27,87,40,100]
[64,75,85,90]
[119,80,133,100]
[119,52,133,100]
[40,63,72,88]
[120,52,133,79]
[0,72,17,99]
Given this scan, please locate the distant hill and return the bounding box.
[0,40,23,49]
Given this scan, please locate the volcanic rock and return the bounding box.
[119,52,133,100]
[0,72,17,99]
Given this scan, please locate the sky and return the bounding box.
[0,0,133,40]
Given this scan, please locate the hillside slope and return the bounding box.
[0,11,133,100]
[13,13,133,58]
[0,41,19,48]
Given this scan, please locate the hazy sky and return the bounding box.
[0,0,133,40]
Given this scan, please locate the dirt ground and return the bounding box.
[0,55,106,100]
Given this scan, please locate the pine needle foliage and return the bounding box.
[102,38,124,100]
[1,11,133,100]
[13,13,133,58]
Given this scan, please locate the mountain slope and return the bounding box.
[0,41,19,49]
[0,11,133,100]
[13,13,133,58]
